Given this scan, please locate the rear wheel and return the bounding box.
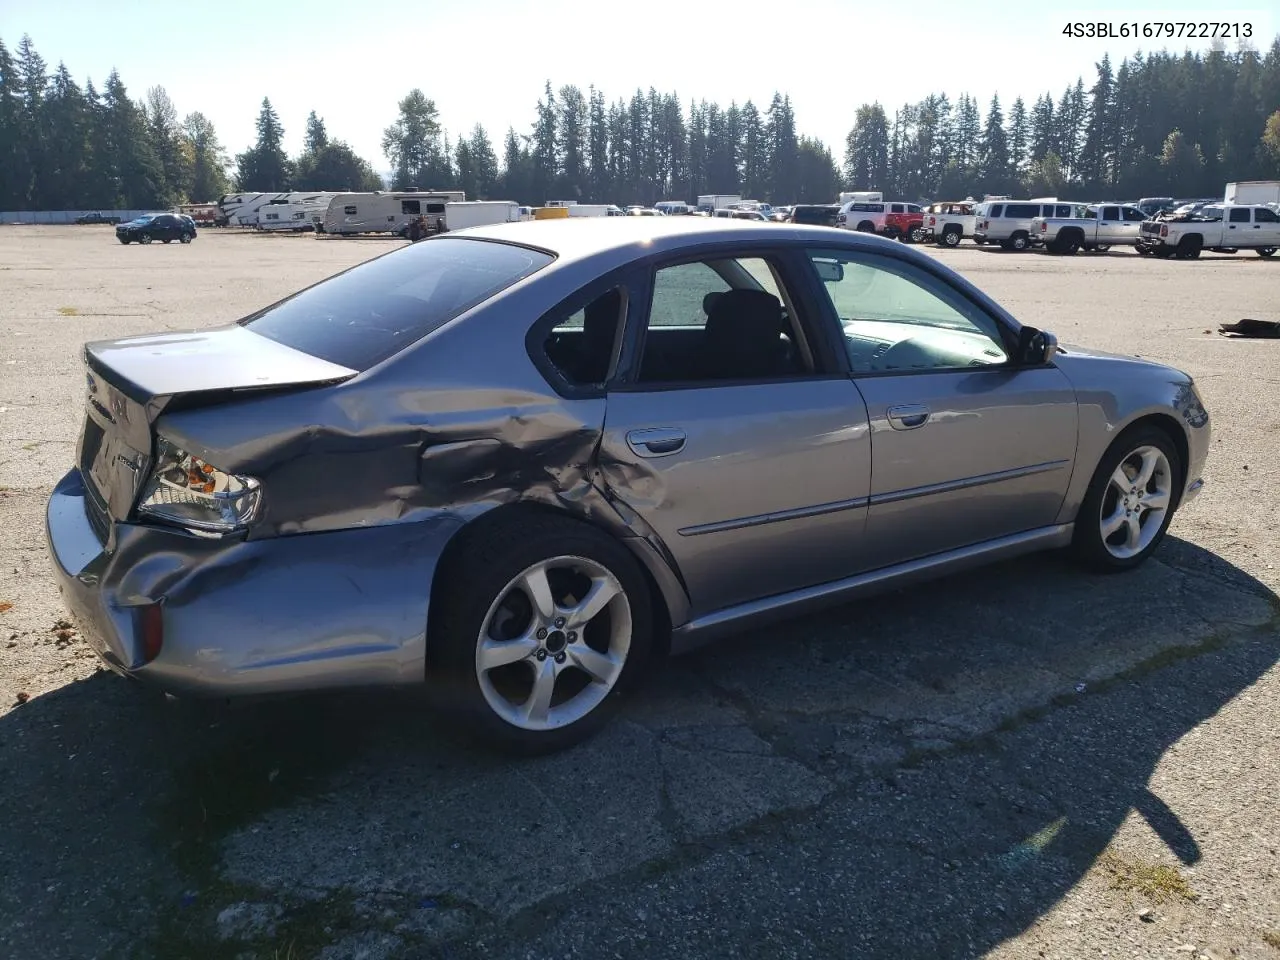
[138,233,152,244]
[1008,231,1030,251]
[908,225,925,243]
[856,220,875,233]
[1258,247,1277,258]
[427,514,655,755]
[117,237,130,245]
[1094,244,1111,253]
[179,234,192,244]
[1072,426,1181,572]
[941,227,962,247]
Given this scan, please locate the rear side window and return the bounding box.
[241,238,554,371]
[1003,203,1038,218]
[988,204,1003,217]
[1228,208,1250,223]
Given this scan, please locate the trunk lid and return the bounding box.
[79,325,357,525]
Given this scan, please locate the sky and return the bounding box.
[3,0,1277,173]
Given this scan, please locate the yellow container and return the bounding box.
[534,206,570,220]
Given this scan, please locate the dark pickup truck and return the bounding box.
[74,212,122,225]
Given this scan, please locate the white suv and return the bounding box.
[836,200,886,233]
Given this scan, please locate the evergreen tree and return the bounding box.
[15,35,48,207]
[145,86,191,202]
[843,103,889,190]
[0,38,28,208]
[100,70,165,207]
[1029,94,1055,163]
[42,64,91,208]
[1079,54,1115,189]
[979,95,1009,193]
[587,86,609,199]
[557,84,587,197]
[181,112,229,200]
[531,81,557,201]
[382,89,444,189]
[740,101,764,198]
[1158,128,1205,192]
[1006,97,1029,184]
[236,97,290,191]
[467,125,499,199]
[304,110,328,154]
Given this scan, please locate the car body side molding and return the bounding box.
[669,523,1074,653]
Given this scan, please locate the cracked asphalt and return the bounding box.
[0,227,1277,960]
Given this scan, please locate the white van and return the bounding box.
[654,201,690,215]
[974,199,1085,250]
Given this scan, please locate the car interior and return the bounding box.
[543,258,809,387]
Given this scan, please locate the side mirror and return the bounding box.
[1016,326,1060,365]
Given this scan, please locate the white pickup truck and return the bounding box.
[921,201,977,247]
[1029,203,1149,254]
[1135,203,1280,259]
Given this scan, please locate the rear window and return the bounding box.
[241,237,554,371]
[1003,203,1039,218]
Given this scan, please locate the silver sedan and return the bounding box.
[46,219,1210,753]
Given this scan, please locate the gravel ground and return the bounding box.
[0,226,1276,960]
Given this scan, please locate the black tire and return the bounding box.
[1008,231,1030,251]
[1094,244,1111,253]
[856,220,875,233]
[180,234,192,244]
[426,513,655,755]
[162,238,172,244]
[1175,235,1201,260]
[1071,424,1182,573]
[908,225,925,243]
[118,237,130,245]
[941,227,962,247]
[138,233,152,245]
[1258,247,1277,258]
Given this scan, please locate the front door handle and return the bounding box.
[887,404,930,430]
[626,427,687,458]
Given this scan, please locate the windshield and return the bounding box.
[241,237,554,371]
[130,216,156,224]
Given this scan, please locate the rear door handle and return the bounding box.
[886,404,930,430]
[626,427,686,458]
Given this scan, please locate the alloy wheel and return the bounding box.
[1098,445,1172,560]
[475,555,632,732]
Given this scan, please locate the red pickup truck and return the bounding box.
[883,202,925,243]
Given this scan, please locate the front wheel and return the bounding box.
[138,233,152,244]
[1072,426,1181,572]
[1008,232,1029,251]
[179,234,192,244]
[908,226,925,243]
[427,514,655,755]
[1258,247,1277,258]
[117,237,130,245]
[1094,244,1111,253]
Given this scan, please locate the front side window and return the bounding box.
[806,250,1009,374]
[242,238,554,371]
[1254,207,1279,223]
[1228,207,1250,223]
[635,256,809,384]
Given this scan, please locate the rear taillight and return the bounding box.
[982,220,989,229]
[1040,223,1047,232]
[1160,225,1168,237]
[927,215,935,226]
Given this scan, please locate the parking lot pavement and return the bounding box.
[0,228,1277,959]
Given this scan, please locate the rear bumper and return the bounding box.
[46,469,463,697]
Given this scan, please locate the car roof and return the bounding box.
[453,217,890,266]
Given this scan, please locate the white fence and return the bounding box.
[0,210,167,225]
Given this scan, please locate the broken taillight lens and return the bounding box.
[137,438,262,534]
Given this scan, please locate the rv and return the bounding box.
[1224,181,1280,207]
[216,192,286,227]
[443,201,523,231]
[838,191,883,204]
[696,194,741,214]
[545,200,578,208]
[257,203,312,232]
[321,190,466,236]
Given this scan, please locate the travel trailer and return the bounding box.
[216,192,286,227]
[696,194,741,214]
[321,190,466,236]
[443,201,523,231]
[566,204,611,217]
[255,192,342,232]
